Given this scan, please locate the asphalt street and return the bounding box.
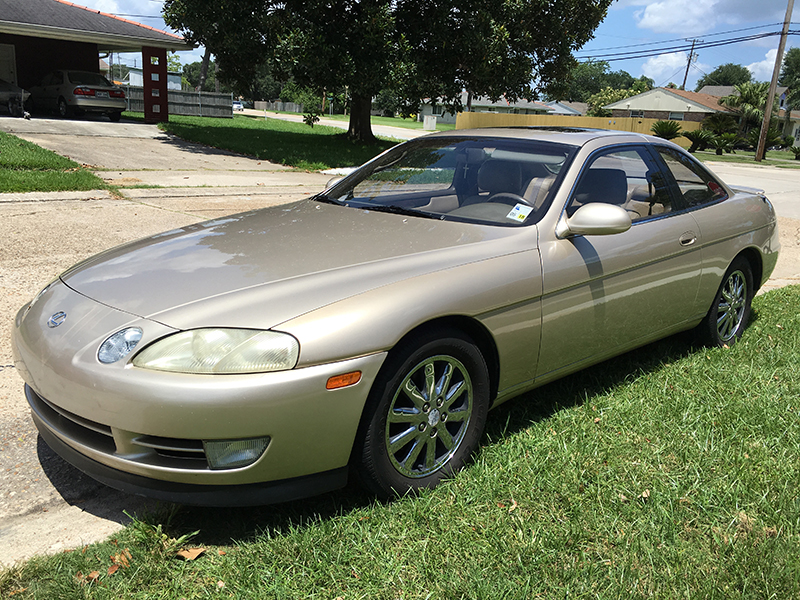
[0,115,798,566]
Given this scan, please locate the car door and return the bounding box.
[535,144,704,381]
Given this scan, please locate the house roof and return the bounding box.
[661,88,735,112]
[544,101,588,116]
[0,0,191,52]
[698,85,789,98]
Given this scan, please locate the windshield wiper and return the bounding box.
[356,204,444,221]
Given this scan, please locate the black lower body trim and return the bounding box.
[33,412,349,507]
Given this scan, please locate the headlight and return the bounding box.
[98,328,143,364]
[132,329,299,374]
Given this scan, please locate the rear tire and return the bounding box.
[695,256,753,347]
[109,111,122,122]
[354,329,489,499]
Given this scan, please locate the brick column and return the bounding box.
[142,46,168,124]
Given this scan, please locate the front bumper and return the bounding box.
[13,279,386,504]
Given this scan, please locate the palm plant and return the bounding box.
[719,82,775,137]
[746,127,782,150]
[789,146,800,160]
[650,120,683,139]
[709,134,736,156]
[682,129,715,153]
[701,113,738,135]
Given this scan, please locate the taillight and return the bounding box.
[110,89,125,99]
[73,87,95,96]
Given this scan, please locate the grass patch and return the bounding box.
[145,114,395,171]
[696,148,800,168]
[0,131,108,193]
[3,286,799,598]
[315,113,456,131]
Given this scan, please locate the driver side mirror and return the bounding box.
[555,203,632,239]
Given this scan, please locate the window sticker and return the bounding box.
[506,203,534,223]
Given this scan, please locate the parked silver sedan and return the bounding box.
[12,128,779,505]
[29,70,126,121]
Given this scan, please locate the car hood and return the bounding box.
[61,199,528,330]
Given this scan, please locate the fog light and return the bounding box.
[203,437,270,470]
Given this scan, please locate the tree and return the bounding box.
[779,47,800,114]
[586,86,636,116]
[694,63,751,91]
[556,60,651,102]
[719,82,774,136]
[163,0,613,142]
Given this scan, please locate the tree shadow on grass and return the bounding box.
[152,327,712,547]
[161,121,395,170]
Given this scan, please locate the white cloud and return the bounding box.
[747,49,779,81]
[642,52,689,85]
[632,0,797,34]
[636,0,717,33]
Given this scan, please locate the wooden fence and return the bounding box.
[126,87,233,118]
[254,100,304,113]
[455,112,701,149]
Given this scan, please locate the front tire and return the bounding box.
[696,256,753,347]
[355,329,490,499]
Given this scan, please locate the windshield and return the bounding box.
[324,137,577,226]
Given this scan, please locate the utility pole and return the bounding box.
[756,0,795,161]
[681,39,700,90]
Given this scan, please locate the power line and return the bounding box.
[576,22,787,55]
[579,30,799,63]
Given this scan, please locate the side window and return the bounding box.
[566,147,673,222]
[656,147,727,208]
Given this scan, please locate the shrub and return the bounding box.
[682,129,714,153]
[790,146,800,160]
[650,120,683,139]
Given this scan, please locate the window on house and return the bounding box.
[629,110,644,118]
[668,112,684,121]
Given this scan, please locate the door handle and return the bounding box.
[679,232,697,247]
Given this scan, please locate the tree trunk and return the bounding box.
[348,93,376,143]
[198,47,211,91]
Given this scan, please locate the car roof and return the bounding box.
[431,126,661,148]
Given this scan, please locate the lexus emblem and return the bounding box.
[47,311,67,328]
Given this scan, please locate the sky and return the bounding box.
[79,0,798,92]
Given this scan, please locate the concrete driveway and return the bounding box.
[0,117,798,565]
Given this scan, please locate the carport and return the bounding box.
[0,0,192,122]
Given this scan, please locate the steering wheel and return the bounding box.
[487,192,531,206]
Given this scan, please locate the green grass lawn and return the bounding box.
[315,113,456,131]
[138,113,396,171]
[696,148,800,168]
[0,131,108,193]
[3,286,799,599]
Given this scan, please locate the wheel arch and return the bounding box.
[389,315,501,405]
[737,246,763,292]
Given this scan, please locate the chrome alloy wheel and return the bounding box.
[385,355,473,478]
[717,269,747,342]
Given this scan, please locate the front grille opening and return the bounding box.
[30,388,115,454]
[132,435,207,462]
